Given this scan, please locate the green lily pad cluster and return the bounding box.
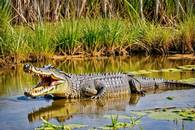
[131,64,195,75]
[133,108,195,121]
[176,65,195,71]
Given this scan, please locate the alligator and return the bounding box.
[23,64,195,99]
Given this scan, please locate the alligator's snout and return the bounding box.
[23,64,32,72]
[24,91,31,97]
[24,91,36,98]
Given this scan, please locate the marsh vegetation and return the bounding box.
[0,0,195,65]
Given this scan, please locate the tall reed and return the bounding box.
[26,24,55,56]
[0,0,11,56]
[55,20,81,55]
[0,17,195,62]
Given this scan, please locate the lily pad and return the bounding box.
[166,68,181,72]
[176,65,195,71]
[142,108,195,121]
[166,96,174,100]
[147,111,182,120]
[130,111,146,117]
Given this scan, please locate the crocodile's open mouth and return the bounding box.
[23,64,64,97]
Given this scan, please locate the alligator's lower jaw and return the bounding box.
[24,91,34,98]
[24,86,55,98]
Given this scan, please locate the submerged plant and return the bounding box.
[102,114,143,129]
[36,117,87,130]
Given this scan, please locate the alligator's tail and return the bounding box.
[127,74,195,94]
[163,81,195,89]
[142,80,195,93]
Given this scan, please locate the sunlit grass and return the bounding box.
[55,20,81,55]
[142,23,177,54]
[179,16,195,53]
[1,16,195,62]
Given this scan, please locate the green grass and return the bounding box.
[179,16,195,53]
[0,16,195,62]
[56,20,81,55]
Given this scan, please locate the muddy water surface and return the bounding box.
[0,56,195,130]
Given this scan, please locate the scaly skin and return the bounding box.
[23,64,195,99]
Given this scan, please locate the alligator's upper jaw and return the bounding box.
[24,64,64,97]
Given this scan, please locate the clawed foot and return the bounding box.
[136,90,145,96]
[91,95,101,99]
[140,90,146,96]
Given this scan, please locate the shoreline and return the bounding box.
[1,53,195,70]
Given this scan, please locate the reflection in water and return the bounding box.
[28,94,140,123]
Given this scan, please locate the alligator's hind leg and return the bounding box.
[128,77,145,95]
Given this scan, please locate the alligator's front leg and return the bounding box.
[81,80,106,99]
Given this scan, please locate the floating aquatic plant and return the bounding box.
[36,117,87,130]
[132,108,195,121]
[102,114,143,129]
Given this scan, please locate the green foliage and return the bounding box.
[0,0,11,55]
[36,114,143,130]
[179,16,195,52]
[56,21,81,55]
[82,20,99,52]
[36,118,87,130]
[0,16,195,61]
[102,114,143,129]
[147,108,195,121]
[27,24,55,55]
[0,0,11,33]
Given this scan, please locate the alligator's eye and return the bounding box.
[23,64,32,72]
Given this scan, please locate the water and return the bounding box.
[0,56,195,130]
